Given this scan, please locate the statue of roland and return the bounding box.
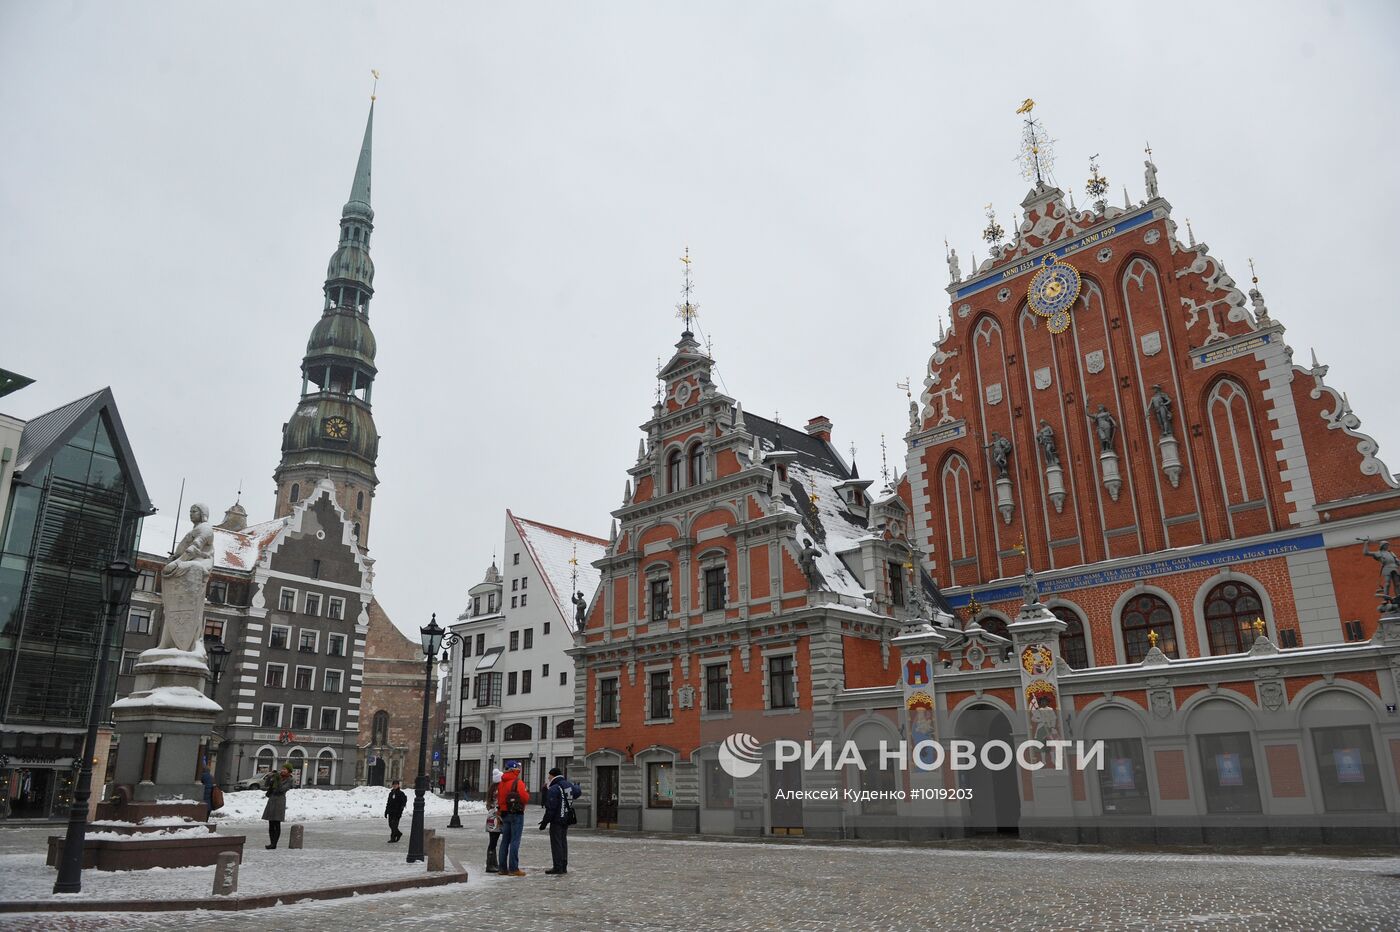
[156,503,215,654]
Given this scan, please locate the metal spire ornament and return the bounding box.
[568,542,579,594]
[676,247,699,333]
[981,204,1004,246]
[1015,98,1055,185]
[1085,154,1109,214]
[880,434,891,486]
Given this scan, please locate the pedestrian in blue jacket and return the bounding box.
[538,767,581,875]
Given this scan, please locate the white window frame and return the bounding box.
[268,624,291,650]
[126,610,152,634]
[294,664,317,691]
[645,664,673,724]
[323,669,344,693]
[327,596,345,620]
[264,662,288,689]
[259,703,283,727]
[700,658,733,720]
[319,707,341,731]
[297,629,320,654]
[119,649,140,676]
[326,633,347,658]
[289,704,313,731]
[279,587,299,612]
[304,592,322,616]
[595,672,621,729]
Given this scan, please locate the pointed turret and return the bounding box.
[344,101,374,221]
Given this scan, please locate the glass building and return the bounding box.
[0,387,152,818]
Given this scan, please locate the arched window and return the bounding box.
[687,443,705,486]
[315,750,336,786]
[287,748,306,786]
[503,723,532,742]
[353,522,361,539]
[1052,606,1089,669]
[1122,593,1177,662]
[1203,581,1264,655]
[371,710,389,745]
[289,483,300,504]
[460,726,483,744]
[978,615,1009,641]
[940,455,977,585]
[667,450,682,493]
[255,747,276,775]
[356,491,364,510]
[555,719,574,739]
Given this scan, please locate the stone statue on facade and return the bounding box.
[797,539,821,588]
[947,248,961,284]
[156,503,215,653]
[1085,404,1118,454]
[1148,385,1175,438]
[1035,420,1060,467]
[984,432,1013,478]
[571,591,588,627]
[1362,539,1400,610]
[1144,159,1159,199]
[1019,562,1041,607]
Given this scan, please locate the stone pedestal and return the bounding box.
[427,834,446,872]
[212,851,240,895]
[1157,436,1182,488]
[110,648,221,803]
[995,476,1014,525]
[290,824,305,848]
[1099,450,1122,501]
[1044,465,1066,514]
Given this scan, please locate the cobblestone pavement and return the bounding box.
[3,816,1400,931]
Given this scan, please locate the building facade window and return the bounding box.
[260,704,282,727]
[768,654,796,709]
[119,650,139,676]
[299,630,318,653]
[1096,737,1151,815]
[294,666,314,690]
[704,759,734,809]
[667,450,682,493]
[509,631,519,651]
[475,633,486,654]
[1197,731,1262,813]
[555,719,574,739]
[522,669,532,694]
[269,625,290,649]
[559,671,567,686]
[705,663,730,713]
[648,761,674,808]
[1051,607,1089,669]
[507,671,518,695]
[524,628,534,649]
[327,597,344,620]
[323,669,343,692]
[208,580,228,604]
[888,562,905,607]
[599,676,619,724]
[319,707,340,731]
[372,710,389,745]
[127,610,151,634]
[503,723,532,741]
[650,578,669,622]
[204,617,225,641]
[1311,725,1386,812]
[688,443,705,486]
[1122,593,1178,662]
[289,483,300,504]
[704,566,725,612]
[1203,581,1264,655]
[461,726,483,744]
[648,670,671,720]
[279,589,296,612]
[290,705,311,730]
[327,633,346,657]
[265,664,286,688]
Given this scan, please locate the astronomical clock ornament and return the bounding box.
[323,416,350,440]
[1027,254,1081,334]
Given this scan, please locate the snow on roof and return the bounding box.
[510,512,607,633]
[784,461,871,600]
[137,512,289,573]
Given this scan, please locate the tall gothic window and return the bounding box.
[687,443,705,486]
[1052,606,1089,669]
[289,483,300,504]
[1203,581,1264,655]
[1121,594,1178,663]
[667,450,682,493]
[371,710,389,745]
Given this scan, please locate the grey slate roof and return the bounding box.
[743,412,848,476]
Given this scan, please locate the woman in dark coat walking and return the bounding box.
[261,765,295,849]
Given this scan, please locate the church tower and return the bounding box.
[273,98,381,545]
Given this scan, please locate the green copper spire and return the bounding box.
[343,100,374,221]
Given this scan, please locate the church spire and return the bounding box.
[343,99,374,221]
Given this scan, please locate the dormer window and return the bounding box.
[667,450,682,493]
[687,443,705,486]
[850,489,864,506]
[776,464,788,482]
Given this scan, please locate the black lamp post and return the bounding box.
[443,643,468,829]
[54,557,140,894]
[204,634,231,698]
[407,614,458,863]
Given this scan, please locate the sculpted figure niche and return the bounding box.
[157,503,215,654]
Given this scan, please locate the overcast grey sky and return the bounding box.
[3,1,1398,639]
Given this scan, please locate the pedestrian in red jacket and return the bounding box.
[495,761,530,875]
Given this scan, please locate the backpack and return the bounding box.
[560,788,578,826]
[505,779,525,815]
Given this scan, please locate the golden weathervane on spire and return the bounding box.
[1016,98,1036,114]
[370,69,380,101]
[1015,98,1054,185]
[676,246,699,332]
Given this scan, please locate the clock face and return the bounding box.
[323,416,350,440]
[1027,256,1082,327]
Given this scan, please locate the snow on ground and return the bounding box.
[211,786,481,824]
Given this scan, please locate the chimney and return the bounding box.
[805,416,833,443]
[217,501,248,532]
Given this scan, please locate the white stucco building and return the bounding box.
[444,510,604,799]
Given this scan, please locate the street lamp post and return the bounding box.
[53,558,140,894]
[203,634,230,698]
[444,643,467,829]
[407,614,458,863]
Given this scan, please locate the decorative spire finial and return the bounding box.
[1015,98,1055,185]
[1249,257,1259,286]
[1085,154,1109,214]
[371,68,380,101]
[569,542,579,593]
[1148,629,1159,648]
[880,434,890,485]
[981,204,1004,246]
[1186,217,1196,247]
[676,247,698,334]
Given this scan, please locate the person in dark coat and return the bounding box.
[539,767,582,875]
[485,767,503,872]
[385,779,408,843]
[200,765,215,813]
[261,765,295,849]
[495,760,530,876]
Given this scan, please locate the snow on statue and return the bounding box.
[157,502,214,653]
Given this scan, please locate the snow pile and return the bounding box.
[212,785,482,823]
[85,826,211,842]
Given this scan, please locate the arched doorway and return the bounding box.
[368,756,386,786]
[956,703,1020,834]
